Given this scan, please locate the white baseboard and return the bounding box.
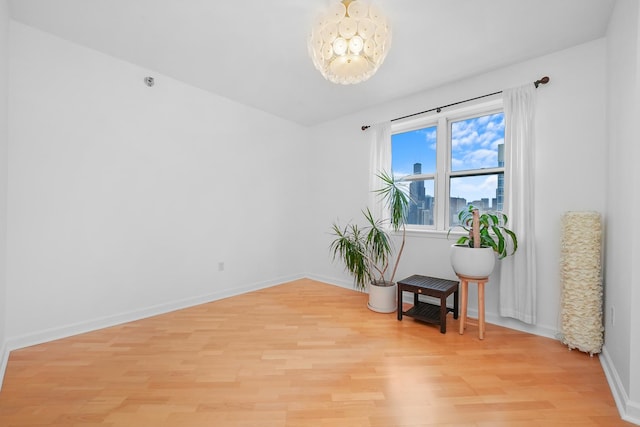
[628,401,640,425]
[4,272,632,427]
[0,275,308,392]
[4,274,305,355]
[306,273,356,291]
[317,274,634,425]
[0,340,9,390]
[600,346,640,425]
[315,274,638,423]
[307,274,559,339]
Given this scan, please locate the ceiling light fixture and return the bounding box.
[308,0,392,85]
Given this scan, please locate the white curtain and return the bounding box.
[499,84,537,324]
[368,121,391,219]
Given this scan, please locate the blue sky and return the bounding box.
[451,112,504,171]
[392,112,504,204]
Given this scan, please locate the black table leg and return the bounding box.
[439,295,447,333]
[453,289,459,319]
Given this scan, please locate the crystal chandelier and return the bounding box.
[308,0,392,85]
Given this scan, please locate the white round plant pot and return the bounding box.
[367,281,397,313]
[450,244,496,278]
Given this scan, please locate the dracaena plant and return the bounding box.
[452,204,518,259]
[329,171,410,291]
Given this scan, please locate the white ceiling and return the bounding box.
[8,0,615,126]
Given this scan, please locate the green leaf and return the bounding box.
[447,204,518,259]
[374,170,410,232]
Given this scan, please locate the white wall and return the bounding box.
[602,0,640,423]
[308,38,608,339]
[0,0,9,384]
[1,8,638,424]
[6,22,309,349]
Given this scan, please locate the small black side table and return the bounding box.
[397,275,459,333]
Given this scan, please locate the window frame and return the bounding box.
[390,98,504,233]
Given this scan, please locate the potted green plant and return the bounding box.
[329,171,410,313]
[448,205,518,278]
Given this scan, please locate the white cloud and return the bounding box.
[451,113,504,169]
[450,175,499,204]
[476,115,491,125]
[451,158,464,169]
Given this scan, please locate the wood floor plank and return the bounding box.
[0,278,632,426]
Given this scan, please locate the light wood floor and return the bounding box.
[0,279,631,427]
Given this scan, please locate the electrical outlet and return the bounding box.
[218,262,225,272]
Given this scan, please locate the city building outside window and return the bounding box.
[391,101,505,231]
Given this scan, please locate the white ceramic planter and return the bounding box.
[450,244,496,278]
[367,281,397,313]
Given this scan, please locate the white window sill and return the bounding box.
[390,227,467,240]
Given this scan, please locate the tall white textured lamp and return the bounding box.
[308,0,392,84]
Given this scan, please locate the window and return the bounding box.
[391,102,505,230]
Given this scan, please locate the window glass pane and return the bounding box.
[451,113,504,172]
[407,179,434,226]
[449,173,503,225]
[391,126,437,178]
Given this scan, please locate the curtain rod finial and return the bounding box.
[535,76,550,88]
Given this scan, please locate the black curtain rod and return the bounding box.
[361,76,550,131]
